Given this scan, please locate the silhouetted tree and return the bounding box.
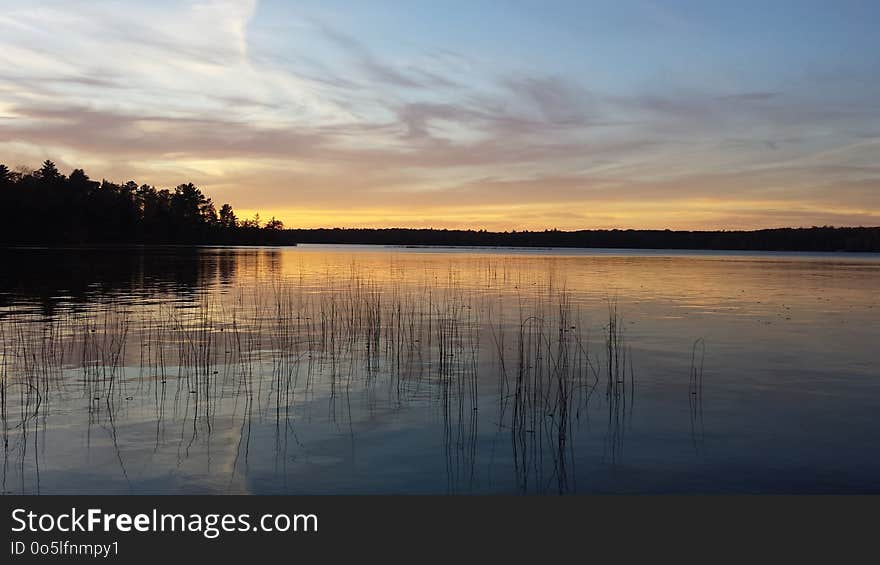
[37,160,62,182]
[265,216,284,230]
[239,213,260,229]
[0,162,262,244]
[219,203,237,228]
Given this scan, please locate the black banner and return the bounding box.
[0,496,874,563]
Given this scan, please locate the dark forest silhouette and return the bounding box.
[290,226,880,251]
[0,160,284,244]
[1,161,878,251]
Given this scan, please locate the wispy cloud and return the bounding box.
[0,0,878,229]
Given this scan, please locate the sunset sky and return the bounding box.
[1,0,878,230]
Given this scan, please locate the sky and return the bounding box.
[1,0,879,230]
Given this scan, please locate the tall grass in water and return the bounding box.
[604,299,634,465]
[0,317,9,494]
[502,286,603,494]
[689,338,706,453]
[0,257,686,495]
[0,308,79,493]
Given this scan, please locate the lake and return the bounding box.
[1,245,878,494]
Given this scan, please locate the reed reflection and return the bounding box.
[6,246,875,494]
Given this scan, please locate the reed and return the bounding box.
[689,338,706,453]
[0,256,691,495]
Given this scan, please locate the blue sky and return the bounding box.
[1,0,878,229]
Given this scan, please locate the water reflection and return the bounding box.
[1,246,879,494]
[0,247,280,318]
[688,338,706,455]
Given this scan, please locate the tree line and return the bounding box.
[2,160,877,251]
[286,227,880,251]
[0,160,284,244]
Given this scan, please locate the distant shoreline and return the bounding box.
[3,226,879,252]
[273,226,880,252]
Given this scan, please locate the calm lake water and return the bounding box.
[1,245,878,494]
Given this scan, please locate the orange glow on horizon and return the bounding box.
[231,198,880,232]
